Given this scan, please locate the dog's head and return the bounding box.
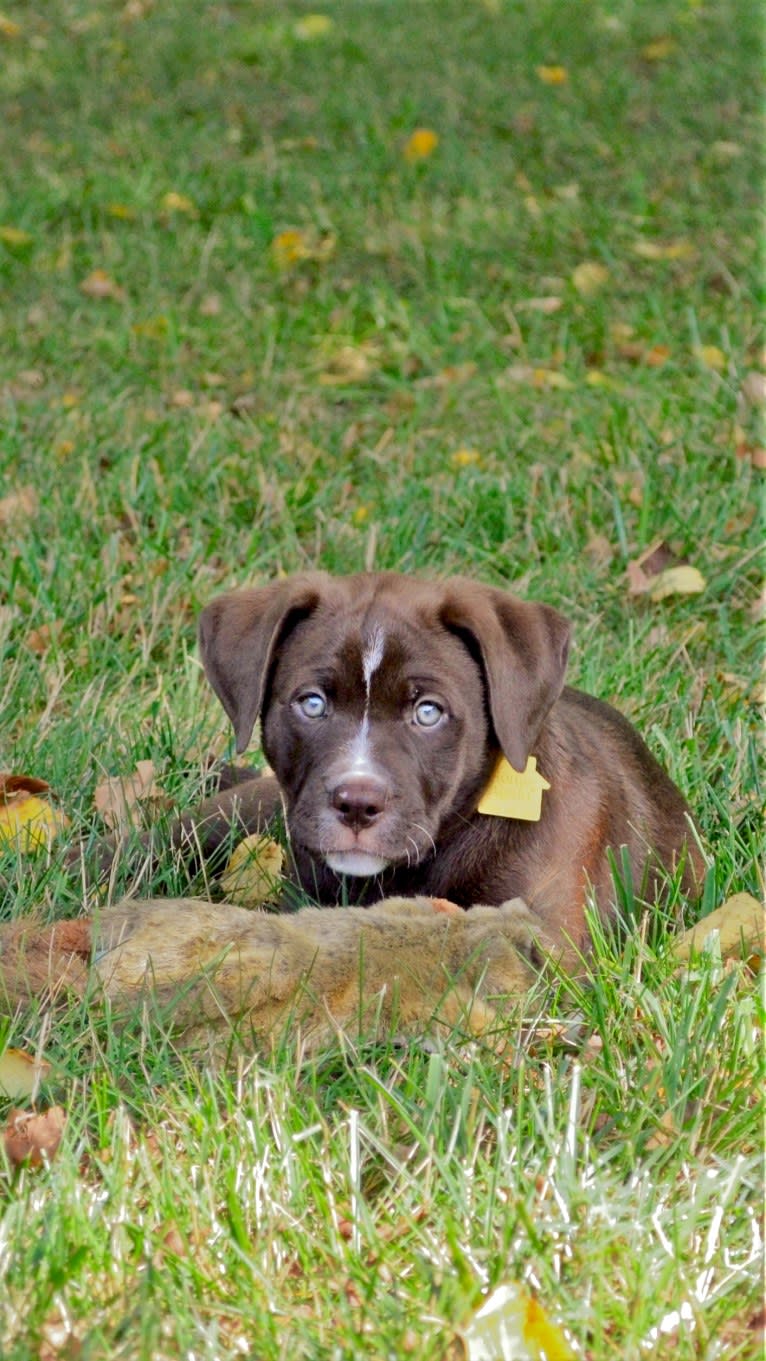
[199,573,570,880]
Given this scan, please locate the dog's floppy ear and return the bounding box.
[199,575,327,753]
[440,581,570,772]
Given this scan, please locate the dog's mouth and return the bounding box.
[323,850,391,878]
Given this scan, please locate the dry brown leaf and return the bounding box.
[505,364,573,390]
[627,539,687,595]
[0,1047,51,1100]
[418,361,479,388]
[515,296,563,315]
[0,485,37,526]
[79,269,127,302]
[93,760,168,833]
[739,372,766,408]
[3,1105,66,1168]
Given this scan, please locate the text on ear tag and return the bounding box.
[477,756,550,822]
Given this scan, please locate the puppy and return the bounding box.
[198,572,704,962]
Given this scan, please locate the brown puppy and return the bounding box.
[198,572,704,961]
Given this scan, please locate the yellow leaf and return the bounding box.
[0,1048,51,1100]
[642,36,676,60]
[585,370,621,389]
[0,225,33,246]
[0,793,69,853]
[572,261,609,296]
[352,505,370,525]
[131,315,170,339]
[402,128,439,162]
[294,13,333,39]
[461,1281,576,1361]
[648,565,706,601]
[674,893,765,964]
[693,344,726,372]
[161,191,197,215]
[106,202,138,220]
[536,65,568,85]
[270,228,310,269]
[318,344,377,386]
[451,447,482,468]
[632,239,696,261]
[0,14,21,37]
[220,834,284,907]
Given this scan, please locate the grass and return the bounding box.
[0,0,763,1355]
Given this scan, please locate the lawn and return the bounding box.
[0,0,763,1356]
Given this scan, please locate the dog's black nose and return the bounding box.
[331,777,389,830]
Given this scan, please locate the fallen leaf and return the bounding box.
[220,834,284,907]
[648,564,706,601]
[131,315,170,340]
[160,191,197,215]
[739,372,766,408]
[0,225,33,247]
[709,140,743,161]
[0,485,37,526]
[199,293,222,316]
[418,361,479,387]
[106,202,137,220]
[515,296,563,315]
[572,261,609,296]
[585,370,622,390]
[674,893,765,964]
[536,65,568,85]
[318,344,378,386]
[693,344,727,372]
[459,1281,576,1360]
[93,760,168,833]
[294,13,333,39]
[270,229,310,269]
[402,128,439,162]
[0,14,22,37]
[170,388,195,408]
[0,1048,51,1100]
[632,239,696,262]
[79,269,127,302]
[585,533,614,566]
[0,774,69,852]
[626,539,685,595]
[451,448,482,468]
[641,36,676,61]
[505,365,573,389]
[3,1106,66,1168]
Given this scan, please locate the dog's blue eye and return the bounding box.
[413,699,445,728]
[297,693,327,719]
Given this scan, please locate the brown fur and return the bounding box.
[92,895,546,1048]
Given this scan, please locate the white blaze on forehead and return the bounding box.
[361,626,385,695]
[336,626,386,781]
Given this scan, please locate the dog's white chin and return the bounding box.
[325,851,391,878]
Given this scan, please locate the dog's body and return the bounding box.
[199,572,703,961]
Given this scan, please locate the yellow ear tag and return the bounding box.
[477,756,550,822]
